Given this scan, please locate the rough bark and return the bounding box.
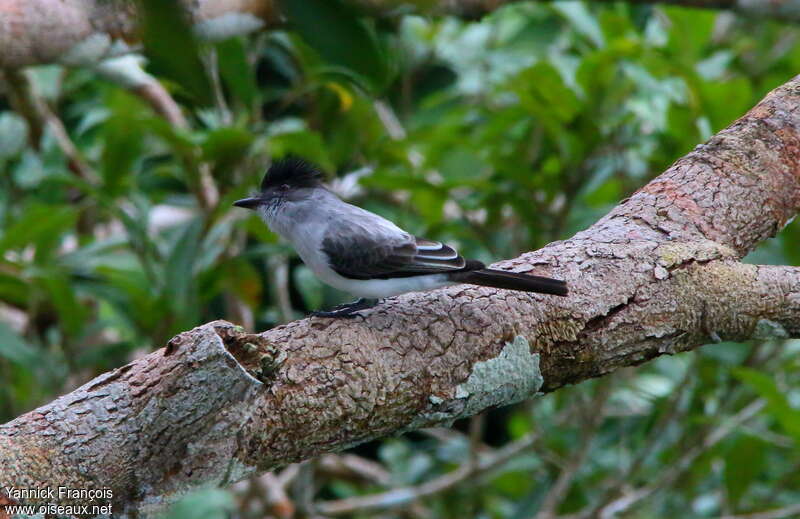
[1,72,799,517]
[2,0,800,69]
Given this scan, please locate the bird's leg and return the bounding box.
[311,298,378,319]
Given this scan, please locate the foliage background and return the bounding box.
[1,1,800,517]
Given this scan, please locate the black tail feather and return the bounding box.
[450,268,568,296]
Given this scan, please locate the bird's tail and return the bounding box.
[450,267,568,296]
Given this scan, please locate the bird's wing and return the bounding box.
[321,220,467,280]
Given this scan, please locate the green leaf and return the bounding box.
[93,265,157,329]
[201,127,253,172]
[411,188,445,225]
[724,435,766,507]
[293,264,324,311]
[0,112,27,160]
[138,0,212,104]
[0,204,76,255]
[438,147,489,183]
[211,258,262,307]
[734,367,800,441]
[163,218,203,313]
[781,218,800,266]
[11,150,46,189]
[267,130,334,171]
[553,2,605,48]
[513,63,581,129]
[698,77,753,132]
[283,0,391,92]
[0,268,29,307]
[32,269,88,339]
[663,6,715,62]
[0,321,38,367]
[101,90,145,192]
[163,488,234,519]
[378,438,434,485]
[216,37,259,106]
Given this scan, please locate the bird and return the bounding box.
[234,158,568,318]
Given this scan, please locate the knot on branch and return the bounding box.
[214,322,285,385]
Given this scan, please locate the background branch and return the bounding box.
[2,68,97,183]
[2,0,800,72]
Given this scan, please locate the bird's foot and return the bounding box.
[311,298,377,319]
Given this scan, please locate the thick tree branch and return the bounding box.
[2,75,800,518]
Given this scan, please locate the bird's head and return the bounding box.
[233,157,325,211]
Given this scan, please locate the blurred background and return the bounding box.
[2,1,800,517]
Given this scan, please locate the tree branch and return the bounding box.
[317,427,542,516]
[719,503,800,519]
[2,73,800,518]
[2,68,98,183]
[596,399,767,518]
[92,54,188,128]
[357,0,800,22]
[535,380,612,519]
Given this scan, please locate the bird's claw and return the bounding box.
[310,309,362,319]
[310,298,377,319]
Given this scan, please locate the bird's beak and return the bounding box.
[233,197,263,210]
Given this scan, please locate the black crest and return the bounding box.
[261,157,324,191]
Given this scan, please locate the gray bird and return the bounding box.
[234,158,568,318]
